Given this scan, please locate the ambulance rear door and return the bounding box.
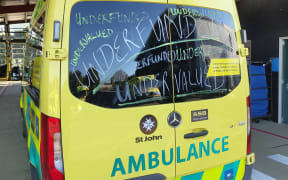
[166,1,249,179]
[61,0,177,179]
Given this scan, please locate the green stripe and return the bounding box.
[118,96,167,107]
[181,171,204,180]
[29,135,42,179]
[180,160,240,180]
[220,160,240,180]
[25,95,31,129]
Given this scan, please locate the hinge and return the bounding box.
[240,47,249,57]
[46,48,66,60]
[246,152,255,165]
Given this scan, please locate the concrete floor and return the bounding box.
[251,121,288,180]
[0,81,31,180]
[0,81,288,180]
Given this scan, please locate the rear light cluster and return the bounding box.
[246,96,252,154]
[40,113,64,180]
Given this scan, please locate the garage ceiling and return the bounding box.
[0,0,36,25]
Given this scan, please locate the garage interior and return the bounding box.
[0,0,288,180]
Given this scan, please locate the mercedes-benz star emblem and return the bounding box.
[168,112,181,127]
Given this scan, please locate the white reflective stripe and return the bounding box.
[268,154,288,166]
[252,169,277,180]
[0,86,7,95]
[0,83,8,86]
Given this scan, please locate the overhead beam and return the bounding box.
[0,19,32,25]
[0,5,35,14]
[0,39,26,43]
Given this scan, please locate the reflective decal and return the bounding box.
[24,90,42,178]
[181,172,203,180]
[224,169,234,180]
[30,108,35,132]
[207,58,240,77]
[220,160,240,180]
[191,109,208,122]
[111,136,229,177]
[36,116,39,139]
[140,115,157,135]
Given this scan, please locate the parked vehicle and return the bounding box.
[0,63,8,80]
[11,66,21,80]
[20,0,255,179]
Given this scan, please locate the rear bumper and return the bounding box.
[243,164,253,180]
[243,153,255,180]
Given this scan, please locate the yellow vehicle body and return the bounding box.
[20,0,255,179]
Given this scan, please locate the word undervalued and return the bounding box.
[115,68,225,104]
[71,29,114,67]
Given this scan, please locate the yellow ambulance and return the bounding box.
[20,0,255,179]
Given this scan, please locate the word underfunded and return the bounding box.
[136,47,205,70]
[75,11,150,26]
[111,136,229,177]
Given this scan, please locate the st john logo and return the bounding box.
[140,115,157,135]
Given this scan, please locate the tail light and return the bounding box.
[246,96,252,154]
[40,113,64,180]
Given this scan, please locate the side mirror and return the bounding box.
[241,29,247,44]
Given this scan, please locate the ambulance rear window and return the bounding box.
[68,2,240,108]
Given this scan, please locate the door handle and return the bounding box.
[184,130,208,139]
